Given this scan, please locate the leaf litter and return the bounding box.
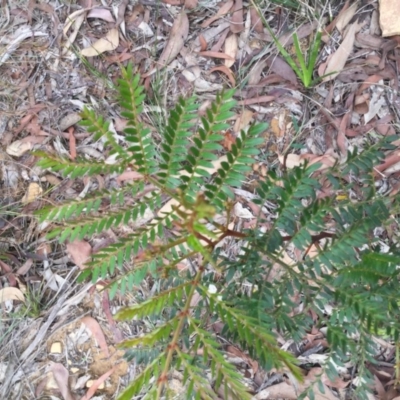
[0,0,400,398]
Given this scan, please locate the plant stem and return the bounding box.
[156,268,203,399]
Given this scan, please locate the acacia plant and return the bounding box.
[36,64,400,399]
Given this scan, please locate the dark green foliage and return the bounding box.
[36,64,400,399]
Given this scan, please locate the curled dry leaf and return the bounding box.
[210,66,236,86]
[21,182,43,204]
[158,11,189,67]
[6,139,33,157]
[81,28,119,57]
[0,287,25,303]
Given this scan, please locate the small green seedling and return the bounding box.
[251,0,333,87]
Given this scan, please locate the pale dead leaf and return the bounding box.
[6,140,32,157]
[21,182,43,204]
[63,10,86,55]
[323,21,365,82]
[51,363,74,400]
[233,109,253,133]
[280,154,300,169]
[201,0,233,28]
[0,287,25,303]
[116,170,143,183]
[81,316,110,357]
[224,33,238,68]
[87,8,115,22]
[233,202,254,219]
[335,1,359,33]
[63,9,87,35]
[66,240,92,270]
[158,11,189,67]
[248,59,267,85]
[59,113,82,131]
[81,28,119,57]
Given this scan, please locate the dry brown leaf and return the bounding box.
[230,0,243,33]
[198,34,207,51]
[81,316,110,357]
[16,259,34,275]
[81,367,116,400]
[66,240,92,270]
[250,6,263,33]
[198,51,234,61]
[266,55,298,86]
[224,33,238,68]
[51,363,74,400]
[81,28,119,57]
[222,131,236,150]
[0,287,25,303]
[21,182,43,204]
[201,0,233,28]
[158,11,189,67]
[209,66,236,86]
[323,20,365,82]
